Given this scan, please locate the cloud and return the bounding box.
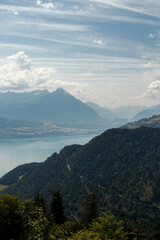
[148,33,155,39]
[93,39,105,46]
[36,0,62,9]
[14,11,19,15]
[0,52,90,100]
[0,51,57,91]
[144,80,160,98]
[88,0,160,18]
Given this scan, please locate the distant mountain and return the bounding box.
[122,115,160,129]
[0,88,104,126]
[110,105,147,119]
[86,102,117,120]
[0,89,49,106]
[132,104,160,121]
[86,102,128,127]
[2,127,160,232]
[86,102,147,122]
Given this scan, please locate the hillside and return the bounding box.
[0,117,99,138]
[2,127,160,232]
[0,162,38,185]
[122,115,160,129]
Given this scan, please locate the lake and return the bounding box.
[0,134,97,177]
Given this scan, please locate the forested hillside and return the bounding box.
[122,115,160,129]
[1,127,160,234]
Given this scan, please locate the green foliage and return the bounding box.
[69,211,127,240]
[0,194,23,240]
[28,207,49,240]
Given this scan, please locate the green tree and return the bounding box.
[34,192,47,216]
[69,211,127,240]
[28,207,49,240]
[50,189,66,225]
[0,194,23,240]
[81,192,99,224]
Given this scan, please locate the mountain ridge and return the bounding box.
[0,88,104,126]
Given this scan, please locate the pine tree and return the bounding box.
[81,192,99,224]
[49,189,66,225]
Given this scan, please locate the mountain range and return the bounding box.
[132,104,160,121]
[0,88,103,125]
[1,126,160,233]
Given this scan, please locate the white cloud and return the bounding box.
[89,0,160,17]
[93,39,105,46]
[14,11,19,15]
[0,51,57,91]
[7,51,31,70]
[144,80,160,98]
[0,52,90,99]
[148,33,155,39]
[36,0,62,9]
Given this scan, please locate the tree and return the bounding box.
[153,217,160,240]
[0,194,24,240]
[68,211,127,240]
[81,192,99,224]
[49,189,66,225]
[28,207,49,240]
[34,192,47,216]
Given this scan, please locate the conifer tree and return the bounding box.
[81,192,99,224]
[49,189,66,225]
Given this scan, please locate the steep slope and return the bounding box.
[86,102,117,120]
[2,127,160,230]
[122,115,160,129]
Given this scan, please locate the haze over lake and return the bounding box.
[0,134,96,177]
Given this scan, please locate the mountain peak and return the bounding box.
[54,87,68,94]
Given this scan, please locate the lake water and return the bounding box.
[0,134,97,177]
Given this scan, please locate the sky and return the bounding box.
[0,0,160,108]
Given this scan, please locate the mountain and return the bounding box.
[86,102,117,120]
[110,105,147,120]
[122,115,160,129]
[2,127,160,231]
[132,104,160,121]
[0,88,104,126]
[86,102,128,127]
[0,162,38,185]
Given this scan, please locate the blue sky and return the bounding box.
[0,0,160,107]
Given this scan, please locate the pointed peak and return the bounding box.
[54,87,69,95]
[55,87,66,92]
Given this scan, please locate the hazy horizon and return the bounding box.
[0,0,160,108]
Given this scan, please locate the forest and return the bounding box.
[1,190,159,240]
